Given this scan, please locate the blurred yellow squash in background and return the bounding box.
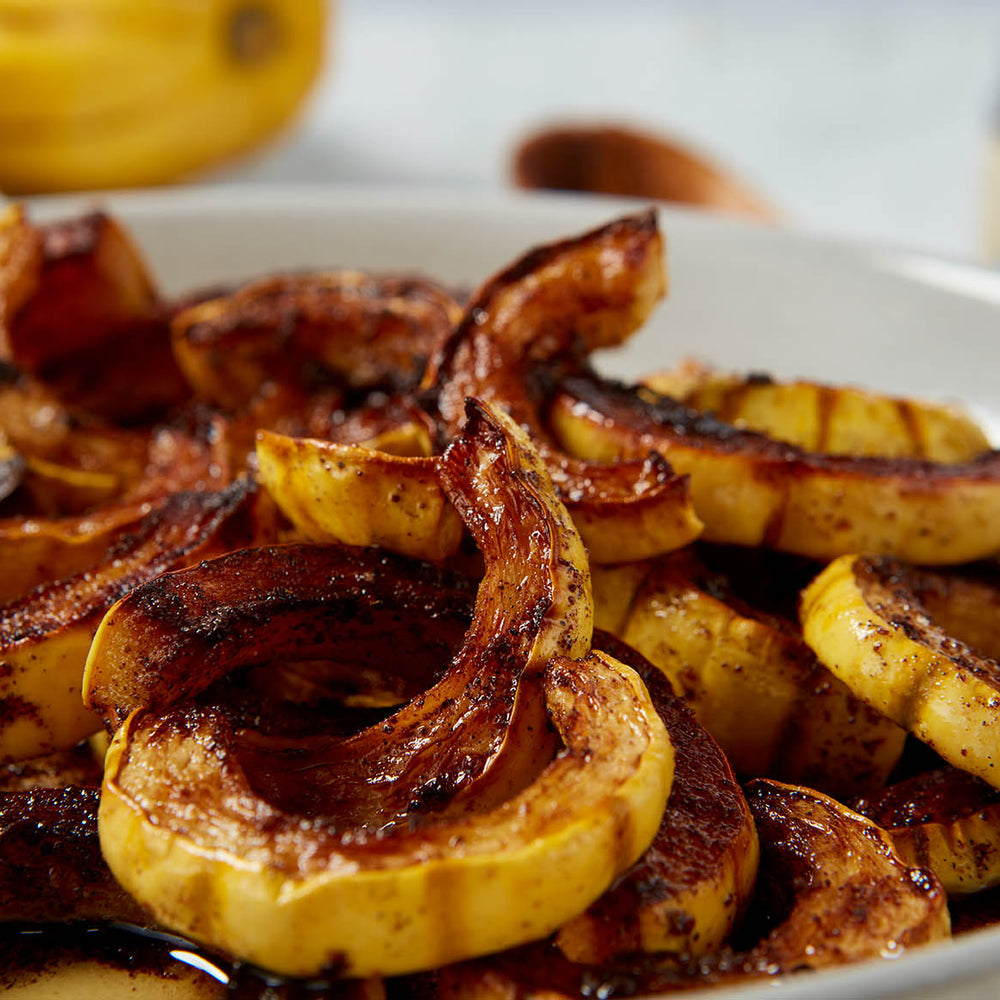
[0,0,326,193]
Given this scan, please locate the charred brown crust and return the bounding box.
[562,630,755,962]
[0,787,145,923]
[172,271,462,408]
[428,209,659,393]
[852,767,1000,830]
[1,479,250,643]
[561,375,1000,481]
[85,542,476,729]
[852,557,1000,687]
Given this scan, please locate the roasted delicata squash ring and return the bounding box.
[645,361,991,462]
[802,556,1000,790]
[425,210,703,563]
[0,421,231,605]
[852,767,1000,896]
[414,780,948,999]
[171,271,463,410]
[95,403,674,977]
[741,780,950,971]
[90,402,592,824]
[2,211,188,421]
[551,375,1000,564]
[255,429,463,561]
[0,480,250,763]
[83,543,477,729]
[100,649,672,978]
[556,631,758,964]
[592,553,905,795]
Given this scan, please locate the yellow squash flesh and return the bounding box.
[645,362,990,461]
[551,379,1000,564]
[594,559,905,794]
[255,429,463,561]
[100,650,671,978]
[802,555,1000,790]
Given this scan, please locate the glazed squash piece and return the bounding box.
[413,780,949,999]
[171,272,462,410]
[550,374,1000,564]
[425,210,703,563]
[593,550,905,796]
[556,630,759,964]
[1,210,189,421]
[645,360,990,462]
[255,430,463,561]
[0,479,251,763]
[95,402,674,976]
[852,766,1000,896]
[802,556,1000,790]
[89,402,592,820]
[0,423,231,605]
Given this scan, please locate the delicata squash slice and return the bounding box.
[95,401,674,977]
[556,630,758,964]
[424,210,702,563]
[0,480,251,763]
[550,374,1000,564]
[852,767,1000,896]
[101,650,672,979]
[171,271,463,410]
[802,556,1000,791]
[593,550,905,795]
[645,360,990,461]
[255,429,463,561]
[1,209,189,421]
[416,780,949,999]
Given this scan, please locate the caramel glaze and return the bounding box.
[404,780,948,999]
[422,211,690,528]
[171,271,462,409]
[852,767,1000,831]
[0,479,250,642]
[0,922,375,997]
[0,787,144,923]
[558,630,757,963]
[853,556,1000,688]
[12,212,190,423]
[558,373,1000,483]
[84,542,476,729]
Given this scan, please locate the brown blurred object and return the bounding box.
[513,123,777,222]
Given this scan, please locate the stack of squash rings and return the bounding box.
[0,203,998,996]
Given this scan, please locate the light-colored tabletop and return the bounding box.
[217,0,1000,263]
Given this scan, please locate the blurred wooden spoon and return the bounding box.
[512,123,777,222]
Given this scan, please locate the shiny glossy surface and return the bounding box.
[20,186,1000,999]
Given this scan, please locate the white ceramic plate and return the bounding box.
[23,186,1000,999]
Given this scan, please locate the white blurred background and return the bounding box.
[223,0,1000,261]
